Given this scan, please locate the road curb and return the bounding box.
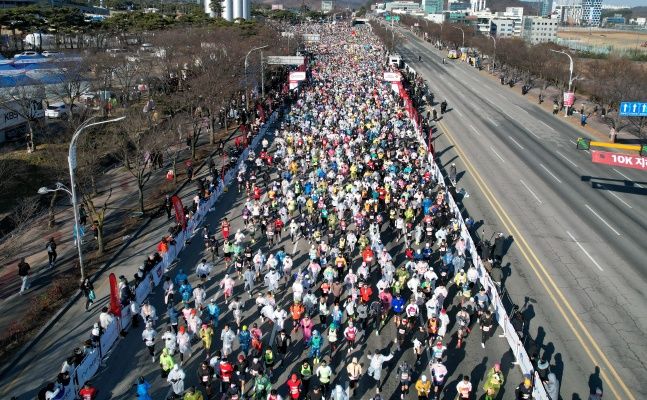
[0,125,239,382]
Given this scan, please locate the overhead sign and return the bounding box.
[383,71,402,82]
[302,34,320,42]
[591,150,647,171]
[385,15,400,21]
[289,71,306,81]
[619,102,647,117]
[266,56,305,66]
[563,92,575,107]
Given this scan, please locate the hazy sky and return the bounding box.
[603,0,646,7]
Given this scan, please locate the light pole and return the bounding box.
[489,35,496,72]
[245,45,269,110]
[551,49,574,117]
[41,116,125,281]
[453,26,465,48]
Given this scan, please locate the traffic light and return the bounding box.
[576,137,591,150]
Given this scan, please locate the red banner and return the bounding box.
[171,195,186,229]
[108,273,121,316]
[591,150,647,171]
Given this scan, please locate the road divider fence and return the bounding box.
[401,62,550,399]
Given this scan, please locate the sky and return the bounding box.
[602,0,646,6]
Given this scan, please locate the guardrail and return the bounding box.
[401,62,550,399]
[38,110,279,400]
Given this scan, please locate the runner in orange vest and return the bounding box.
[290,300,305,333]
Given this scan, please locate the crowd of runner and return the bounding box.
[64,21,554,400]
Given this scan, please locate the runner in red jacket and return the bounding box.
[286,373,302,399]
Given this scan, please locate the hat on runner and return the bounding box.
[421,375,427,382]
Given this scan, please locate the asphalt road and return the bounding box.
[87,125,521,400]
[396,28,647,399]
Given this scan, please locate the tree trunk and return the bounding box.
[138,185,145,215]
[96,222,104,255]
[48,190,59,228]
[209,114,215,145]
[26,123,35,153]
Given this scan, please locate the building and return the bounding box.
[470,7,525,37]
[522,16,559,43]
[271,4,284,10]
[385,1,421,12]
[540,0,553,17]
[581,0,602,26]
[470,0,486,12]
[492,18,516,36]
[601,13,624,26]
[553,3,583,25]
[205,0,251,20]
[448,0,471,11]
[421,0,443,14]
[630,17,646,26]
[321,0,334,13]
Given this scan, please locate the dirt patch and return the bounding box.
[557,29,647,52]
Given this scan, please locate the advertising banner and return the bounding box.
[383,71,402,82]
[591,150,647,171]
[108,273,121,316]
[171,195,186,229]
[289,71,306,81]
[563,92,575,107]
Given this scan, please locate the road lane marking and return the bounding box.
[519,179,542,204]
[539,163,563,183]
[438,119,633,400]
[516,105,529,114]
[469,124,482,136]
[585,204,621,236]
[486,116,499,126]
[566,231,604,272]
[490,146,505,163]
[613,168,644,188]
[455,109,465,118]
[538,120,554,132]
[508,136,524,150]
[608,191,633,209]
[556,150,578,168]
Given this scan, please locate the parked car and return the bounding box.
[45,102,83,119]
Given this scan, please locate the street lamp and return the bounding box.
[244,45,269,110]
[489,35,496,72]
[453,26,465,48]
[550,49,574,117]
[38,116,125,281]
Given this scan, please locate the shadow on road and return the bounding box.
[582,176,647,196]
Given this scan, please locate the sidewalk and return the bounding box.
[0,122,238,369]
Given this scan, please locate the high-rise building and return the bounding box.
[581,0,602,26]
[204,0,251,20]
[540,0,553,16]
[421,0,443,14]
[470,0,486,12]
[321,0,334,13]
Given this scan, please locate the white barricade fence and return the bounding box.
[120,303,133,331]
[40,110,279,400]
[54,382,77,400]
[405,89,550,399]
[100,317,120,357]
[134,273,152,305]
[74,348,100,388]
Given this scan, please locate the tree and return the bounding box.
[115,109,169,215]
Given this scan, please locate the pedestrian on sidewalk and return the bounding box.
[80,278,95,311]
[18,257,30,295]
[78,381,98,400]
[46,237,57,268]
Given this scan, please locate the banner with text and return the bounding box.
[591,150,647,171]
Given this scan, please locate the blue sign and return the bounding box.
[619,102,647,117]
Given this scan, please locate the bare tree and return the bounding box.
[115,109,169,215]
